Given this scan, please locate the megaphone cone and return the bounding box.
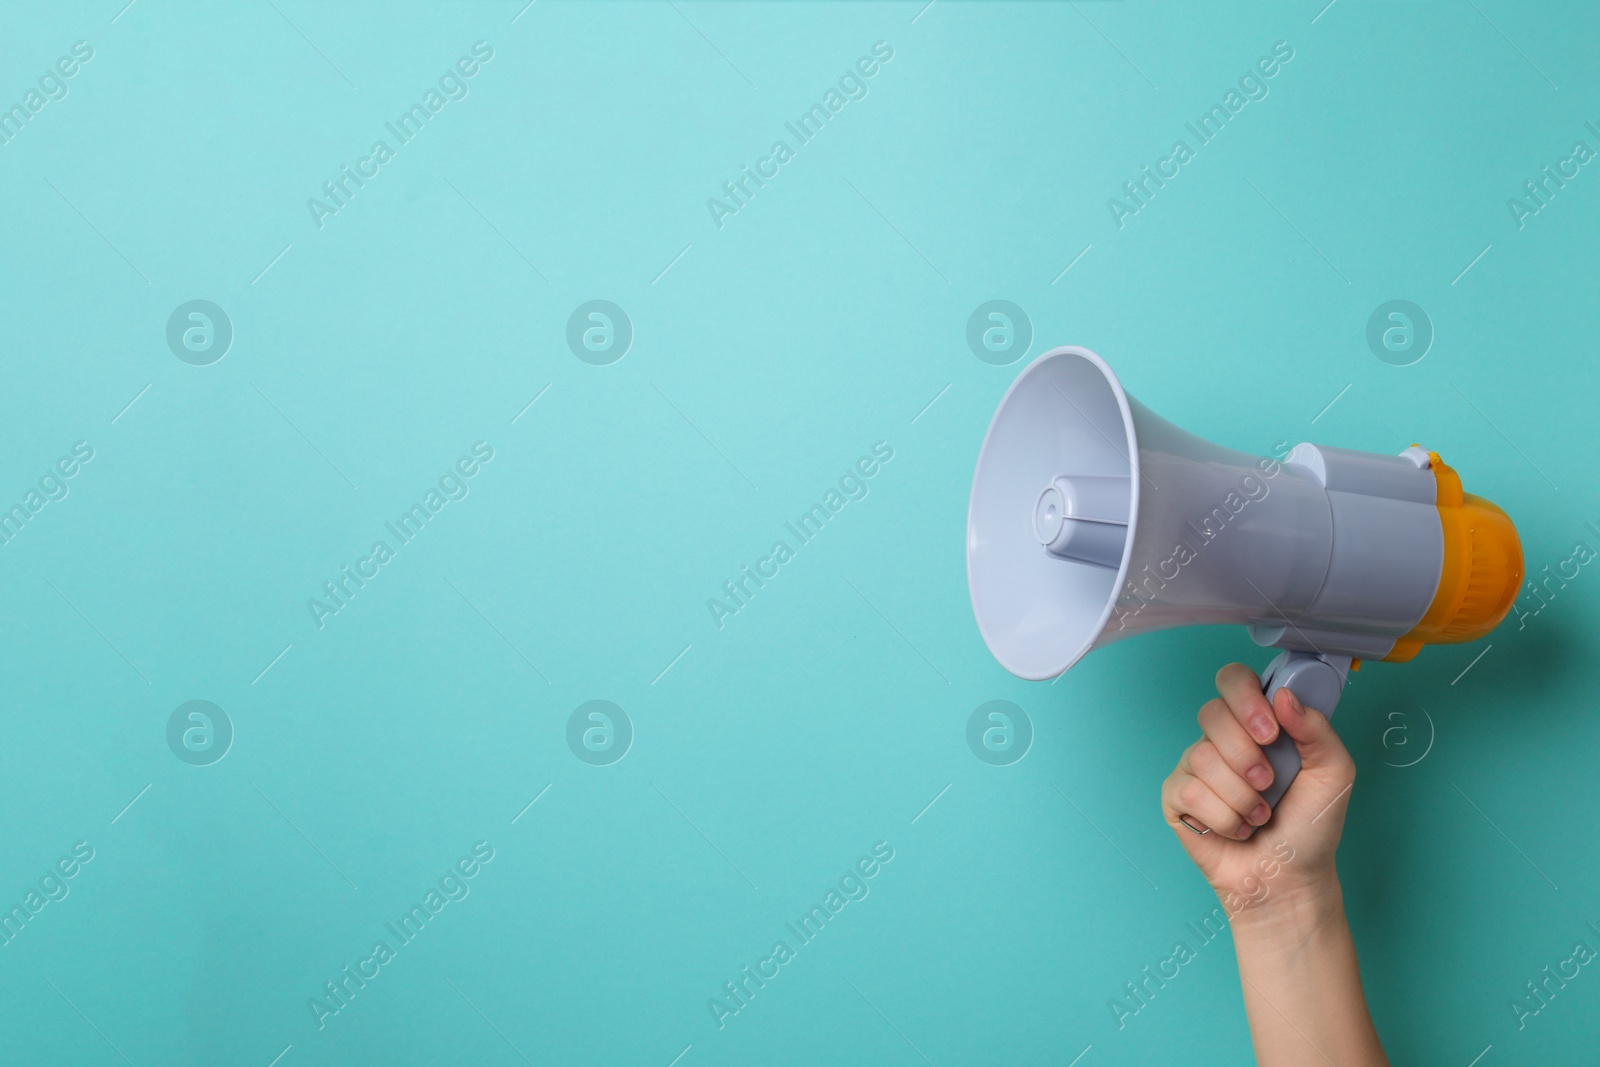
[967,347,1522,809]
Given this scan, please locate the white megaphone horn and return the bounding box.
[967,347,1523,810]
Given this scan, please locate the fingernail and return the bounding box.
[1286,689,1304,715]
[1249,802,1271,826]
[1248,713,1274,742]
[1236,823,1255,840]
[1246,764,1272,790]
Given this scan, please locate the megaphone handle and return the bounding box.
[1257,650,1352,809]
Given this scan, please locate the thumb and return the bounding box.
[1272,686,1350,774]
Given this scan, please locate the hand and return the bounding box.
[1162,665,1388,1064]
[1160,663,1357,921]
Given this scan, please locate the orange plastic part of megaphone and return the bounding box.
[1383,452,1524,662]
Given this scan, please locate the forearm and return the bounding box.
[1232,880,1389,1066]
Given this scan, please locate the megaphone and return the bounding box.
[967,347,1522,809]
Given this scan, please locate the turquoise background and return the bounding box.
[1,1,1597,1063]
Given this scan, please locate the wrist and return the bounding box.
[1229,877,1389,1066]
[1229,873,1346,951]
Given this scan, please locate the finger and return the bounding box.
[1215,662,1279,745]
[1164,769,1257,840]
[1273,687,1355,778]
[1197,698,1275,793]
[1179,739,1271,827]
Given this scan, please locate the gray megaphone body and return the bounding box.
[967,348,1522,811]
